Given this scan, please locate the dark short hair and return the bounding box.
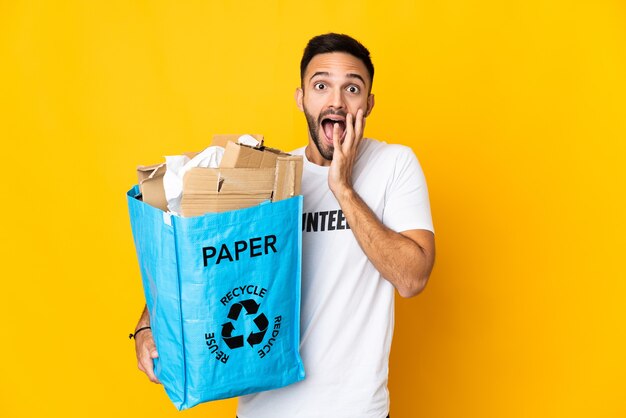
[300,33,374,91]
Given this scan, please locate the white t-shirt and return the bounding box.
[237,139,434,418]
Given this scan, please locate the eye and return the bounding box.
[314,82,327,90]
[347,85,360,94]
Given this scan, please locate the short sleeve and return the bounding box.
[382,146,434,234]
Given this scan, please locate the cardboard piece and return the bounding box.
[137,163,168,211]
[180,168,275,216]
[220,141,280,169]
[136,134,303,216]
[273,156,303,201]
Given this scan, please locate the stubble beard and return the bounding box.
[304,106,335,161]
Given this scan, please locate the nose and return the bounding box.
[328,87,345,110]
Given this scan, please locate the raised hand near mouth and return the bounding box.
[328,108,364,197]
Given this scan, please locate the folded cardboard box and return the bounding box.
[137,134,303,216]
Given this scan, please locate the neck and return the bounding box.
[305,145,332,167]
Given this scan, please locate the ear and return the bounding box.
[295,88,304,112]
[366,94,375,117]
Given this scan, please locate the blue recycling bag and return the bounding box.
[127,186,305,410]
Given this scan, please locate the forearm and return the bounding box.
[335,187,433,297]
[327,110,433,296]
[136,305,150,329]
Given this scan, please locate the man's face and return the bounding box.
[296,52,374,165]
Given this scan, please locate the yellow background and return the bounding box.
[1,1,624,417]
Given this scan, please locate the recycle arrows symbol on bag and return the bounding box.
[221,299,269,350]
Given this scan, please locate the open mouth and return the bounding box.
[321,117,346,143]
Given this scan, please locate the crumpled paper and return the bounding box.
[163,146,224,215]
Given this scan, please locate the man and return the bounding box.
[134,33,435,418]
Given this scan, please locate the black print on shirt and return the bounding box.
[302,210,350,232]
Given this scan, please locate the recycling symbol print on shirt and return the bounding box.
[221,299,268,349]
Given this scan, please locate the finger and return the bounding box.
[332,122,342,157]
[354,109,364,149]
[140,354,161,384]
[343,113,354,151]
[145,337,159,358]
[146,366,161,384]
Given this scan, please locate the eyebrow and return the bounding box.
[346,73,366,85]
[309,71,330,82]
[309,71,366,86]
